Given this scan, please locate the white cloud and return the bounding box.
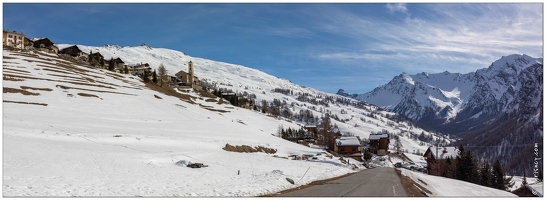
[386,3,408,13]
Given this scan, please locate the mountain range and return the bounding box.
[342,54,543,175]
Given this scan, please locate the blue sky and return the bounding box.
[3,3,543,93]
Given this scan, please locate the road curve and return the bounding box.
[276,167,408,197]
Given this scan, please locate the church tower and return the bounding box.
[188,60,194,85]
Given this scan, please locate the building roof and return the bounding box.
[429,146,459,160]
[369,134,388,140]
[527,182,543,197]
[335,136,361,147]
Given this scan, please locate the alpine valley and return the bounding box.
[348,54,543,175]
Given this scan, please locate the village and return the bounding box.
[1,29,475,174]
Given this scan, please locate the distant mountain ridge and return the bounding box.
[356,54,542,135]
[350,54,543,175]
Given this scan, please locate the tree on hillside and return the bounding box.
[108,57,115,71]
[88,50,93,66]
[124,65,129,74]
[152,69,158,84]
[456,144,479,184]
[442,156,456,179]
[142,69,150,83]
[157,63,167,87]
[479,160,493,187]
[492,158,514,191]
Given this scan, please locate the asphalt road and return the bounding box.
[276,167,408,197]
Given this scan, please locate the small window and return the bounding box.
[8,35,13,38]
[18,36,21,39]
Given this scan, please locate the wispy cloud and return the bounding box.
[386,3,408,13]
[313,3,543,74]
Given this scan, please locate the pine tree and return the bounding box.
[88,50,93,65]
[479,160,492,187]
[152,70,158,84]
[124,66,129,74]
[492,158,505,190]
[142,70,150,83]
[443,156,456,179]
[108,57,115,71]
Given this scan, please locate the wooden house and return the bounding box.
[88,52,104,67]
[33,38,58,54]
[334,136,362,161]
[132,63,151,76]
[513,182,543,197]
[59,45,85,58]
[3,30,25,49]
[369,134,389,156]
[423,146,459,176]
[24,37,34,50]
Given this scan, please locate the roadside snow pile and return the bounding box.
[400,169,517,197]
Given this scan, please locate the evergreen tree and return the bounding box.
[108,57,115,71]
[492,158,505,190]
[443,156,456,179]
[88,50,93,65]
[363,151,372,161]
[479,160,492,187]
[124,65,129,74]
[142,70,150,83]
[152,70,158,84]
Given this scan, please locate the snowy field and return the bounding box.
[400,168,517,197]
[2,50,363,197]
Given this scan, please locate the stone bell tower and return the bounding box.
[188,60,194,85]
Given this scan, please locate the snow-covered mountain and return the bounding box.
[357,54,542,135]
[355,54,543,175]
[3,44,451,196]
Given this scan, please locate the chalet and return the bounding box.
[303,125,318,134]
[334,136,362,161]
[3,30,25,49]
[423,146,459,176]
[369,134,389,156]
[59,45,86,58]
[513,182,543,197]
[110,57,125,68]
[132,63,152,76]
[33,38,59,54]
[24,37,34,49]
[88,52,104,67]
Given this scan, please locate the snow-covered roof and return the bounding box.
[527,182,543,197]
[335,136,361,146]
[369,134,388,140]
[429,146,459,159]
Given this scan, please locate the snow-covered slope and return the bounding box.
[400,169,517,197]
[3,45,449,197]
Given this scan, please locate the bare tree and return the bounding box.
[157,63,168,87]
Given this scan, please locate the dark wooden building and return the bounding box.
[423,146,459,176]
[33,38,58,54]
[59,45,85,58]
[369,134,389,155]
